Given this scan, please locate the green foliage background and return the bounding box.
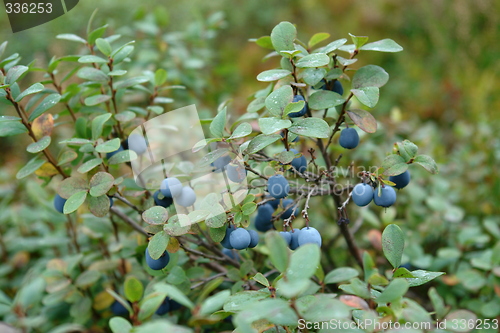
[1,0,500,331]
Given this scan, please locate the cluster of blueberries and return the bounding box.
[111,297,181,316]
[351,170,411,208]
[153,177,197,208]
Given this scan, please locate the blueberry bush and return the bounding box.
[0,11,498,333]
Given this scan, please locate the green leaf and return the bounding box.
[287,243,320,281]
[208,227,226,243]
[77,67,108,82]
[91,113,112,140]
[295,53,330,68]
[234,298,298,328]
[302,296,351,322]
[58,177,89,198]
[27,136,51,153]
[154,283,194,309]
[16,155,45,179]
[256,69,291,82]
[124,276,143,303]
[428,287,448,319]
[78,55,108,64]
[95,38,112,56]
[163,214,191,236]
[270,21,297,55]
[393,267,415,278]
[338,278,371,299]
[95,138,121,153]
[88,195,111,217]
[114,76,149,90]
[246,134,281,154]
[0,41,7,59]
[283,100,306,117]
[265,231,289,273]
[289,117,330,138]
[308,90,344,110]
[77,158,103,174]
[352,65,389,89]
[148,231,170,260]
[0,121,27,137]
[223,291,270,312]
[376,278,409,304]
[113,45,134,64]
[210,107,227,138]
[29,94,61,121]
[108,150,137,164]
[301,68,326,86]
[413,155,438,174]
[382,154,408,176]
[265,85,294,117]
[154,69,168,86]
[382,224,405,269]
[347,109,377,133]
[246,97,266,113]
[109,317,132,333]
[351,87,379,108]
[241,202,257,216]
[349,33,369,49]
[254,36,274,50]
[63,190,88,214]
[85,94,111,106]
[57,34,87,44]
[15,83,44,102]
[88,24,108,45]
[58,151,80,165]
[199,290,231,316]
[308,32,330,48]
[407,270,445,287]
[229,122,252,140]
[360,39,403,52]
[89,172,114,197]
[143,206,169,225]
[324,267,359,284]
[75,270,101,288]
[115,110,136,122]
[5,65,28,85]
[137,293,165,322]
[252,273,270,287]
[258,117,291,135]
[319,38,348,54]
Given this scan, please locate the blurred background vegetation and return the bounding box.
[1,0,500,323]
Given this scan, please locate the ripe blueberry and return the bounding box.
[389,170,411,189]
[298,227,322,247]
[111,300,129,316]
[226,163,247,183]
[229,228,251,250]
[266,197,281,209]
[212,155,231,172]
[145,248,170,270]
[155,297,170,315]
[279,231,292,245]
[221,225,236,249]
[351,183,374,207]
[128,134,148,155]
[289,228,302,250]
[106,145,124,159]
[153,190,173,208]
[267,174,289,199]
[160,177,183,198]
[289,148,307,173]
[288,95,308,117]
[54,194,67,214]
[339,128,359,149]
[280,198,297,219]
[332,80,344,96]
[222,248,239,261]
[176,186,196,207]
[373,185,397,207]
[248,230,259,248]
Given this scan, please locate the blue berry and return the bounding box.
[176,186,196,207]
[254,204,274,232]
[288,148,307,173]
[169,298,182,311]
[279,231,292,245]
[212,155,231,172]
[298,227,322,247]
[221,225,236,249]
[267,174,289,199]
[229,228,251,250]
[145,248,170,270]
[160,177,183,198]
[54,194,67,214]
[109,197,114,208]
[351,183,374,207]
[339,128,359,149]
[266,197,281,209]
[332,80,344,96]
[280,198,297,219]
[222,248,239,261]
[111,300,129,316]
[288,95,308,117]
[106,145,124,159]
[128,134,148,155]
[226,163,247,183]
[373,185,397,207]
[289,228,302,250]
[155,297,170,315]
[389,170,411,189]
[248,230,259,248]
[153,190,173,208]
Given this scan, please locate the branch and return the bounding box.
[110,206,149,237]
